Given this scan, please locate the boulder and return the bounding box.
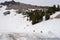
[3,11,10,15]
[0,5,2,8]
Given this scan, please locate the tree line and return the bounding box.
[25,5,60,25]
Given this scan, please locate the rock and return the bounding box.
[0,5,2,8]
[16,9,22,14]
[33,30,35,32]
[40,31,43,33]
[3,11,10,15]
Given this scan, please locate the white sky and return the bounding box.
[0,0,60,6]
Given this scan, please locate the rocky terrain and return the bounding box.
[0,0,51,10]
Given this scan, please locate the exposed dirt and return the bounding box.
[55,14,60,18]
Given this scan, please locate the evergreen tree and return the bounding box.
[46,5,56,15]
[52,5,56,13]
[25,10,44,25]
[56,5,60,11]
[45,13,50,20]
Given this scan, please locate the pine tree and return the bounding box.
[52,5,56,13]
[56,5,60,11]
[45,13,50,20]
[25,10,44,25]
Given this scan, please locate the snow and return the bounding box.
[50,11,60,19]
[33,19,60,37]
[0,6,60,40]
[0,6,33,33]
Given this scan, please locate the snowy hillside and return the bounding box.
[0,5,60,40]
[50,11,60,19]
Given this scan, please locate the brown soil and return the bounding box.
[55,14,60,18]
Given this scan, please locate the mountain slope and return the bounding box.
[0,0,51,10]
[0,5,60,38]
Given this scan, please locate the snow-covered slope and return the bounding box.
[0,6,32,33]
[0,6,60,40]
[50,11,60,19]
